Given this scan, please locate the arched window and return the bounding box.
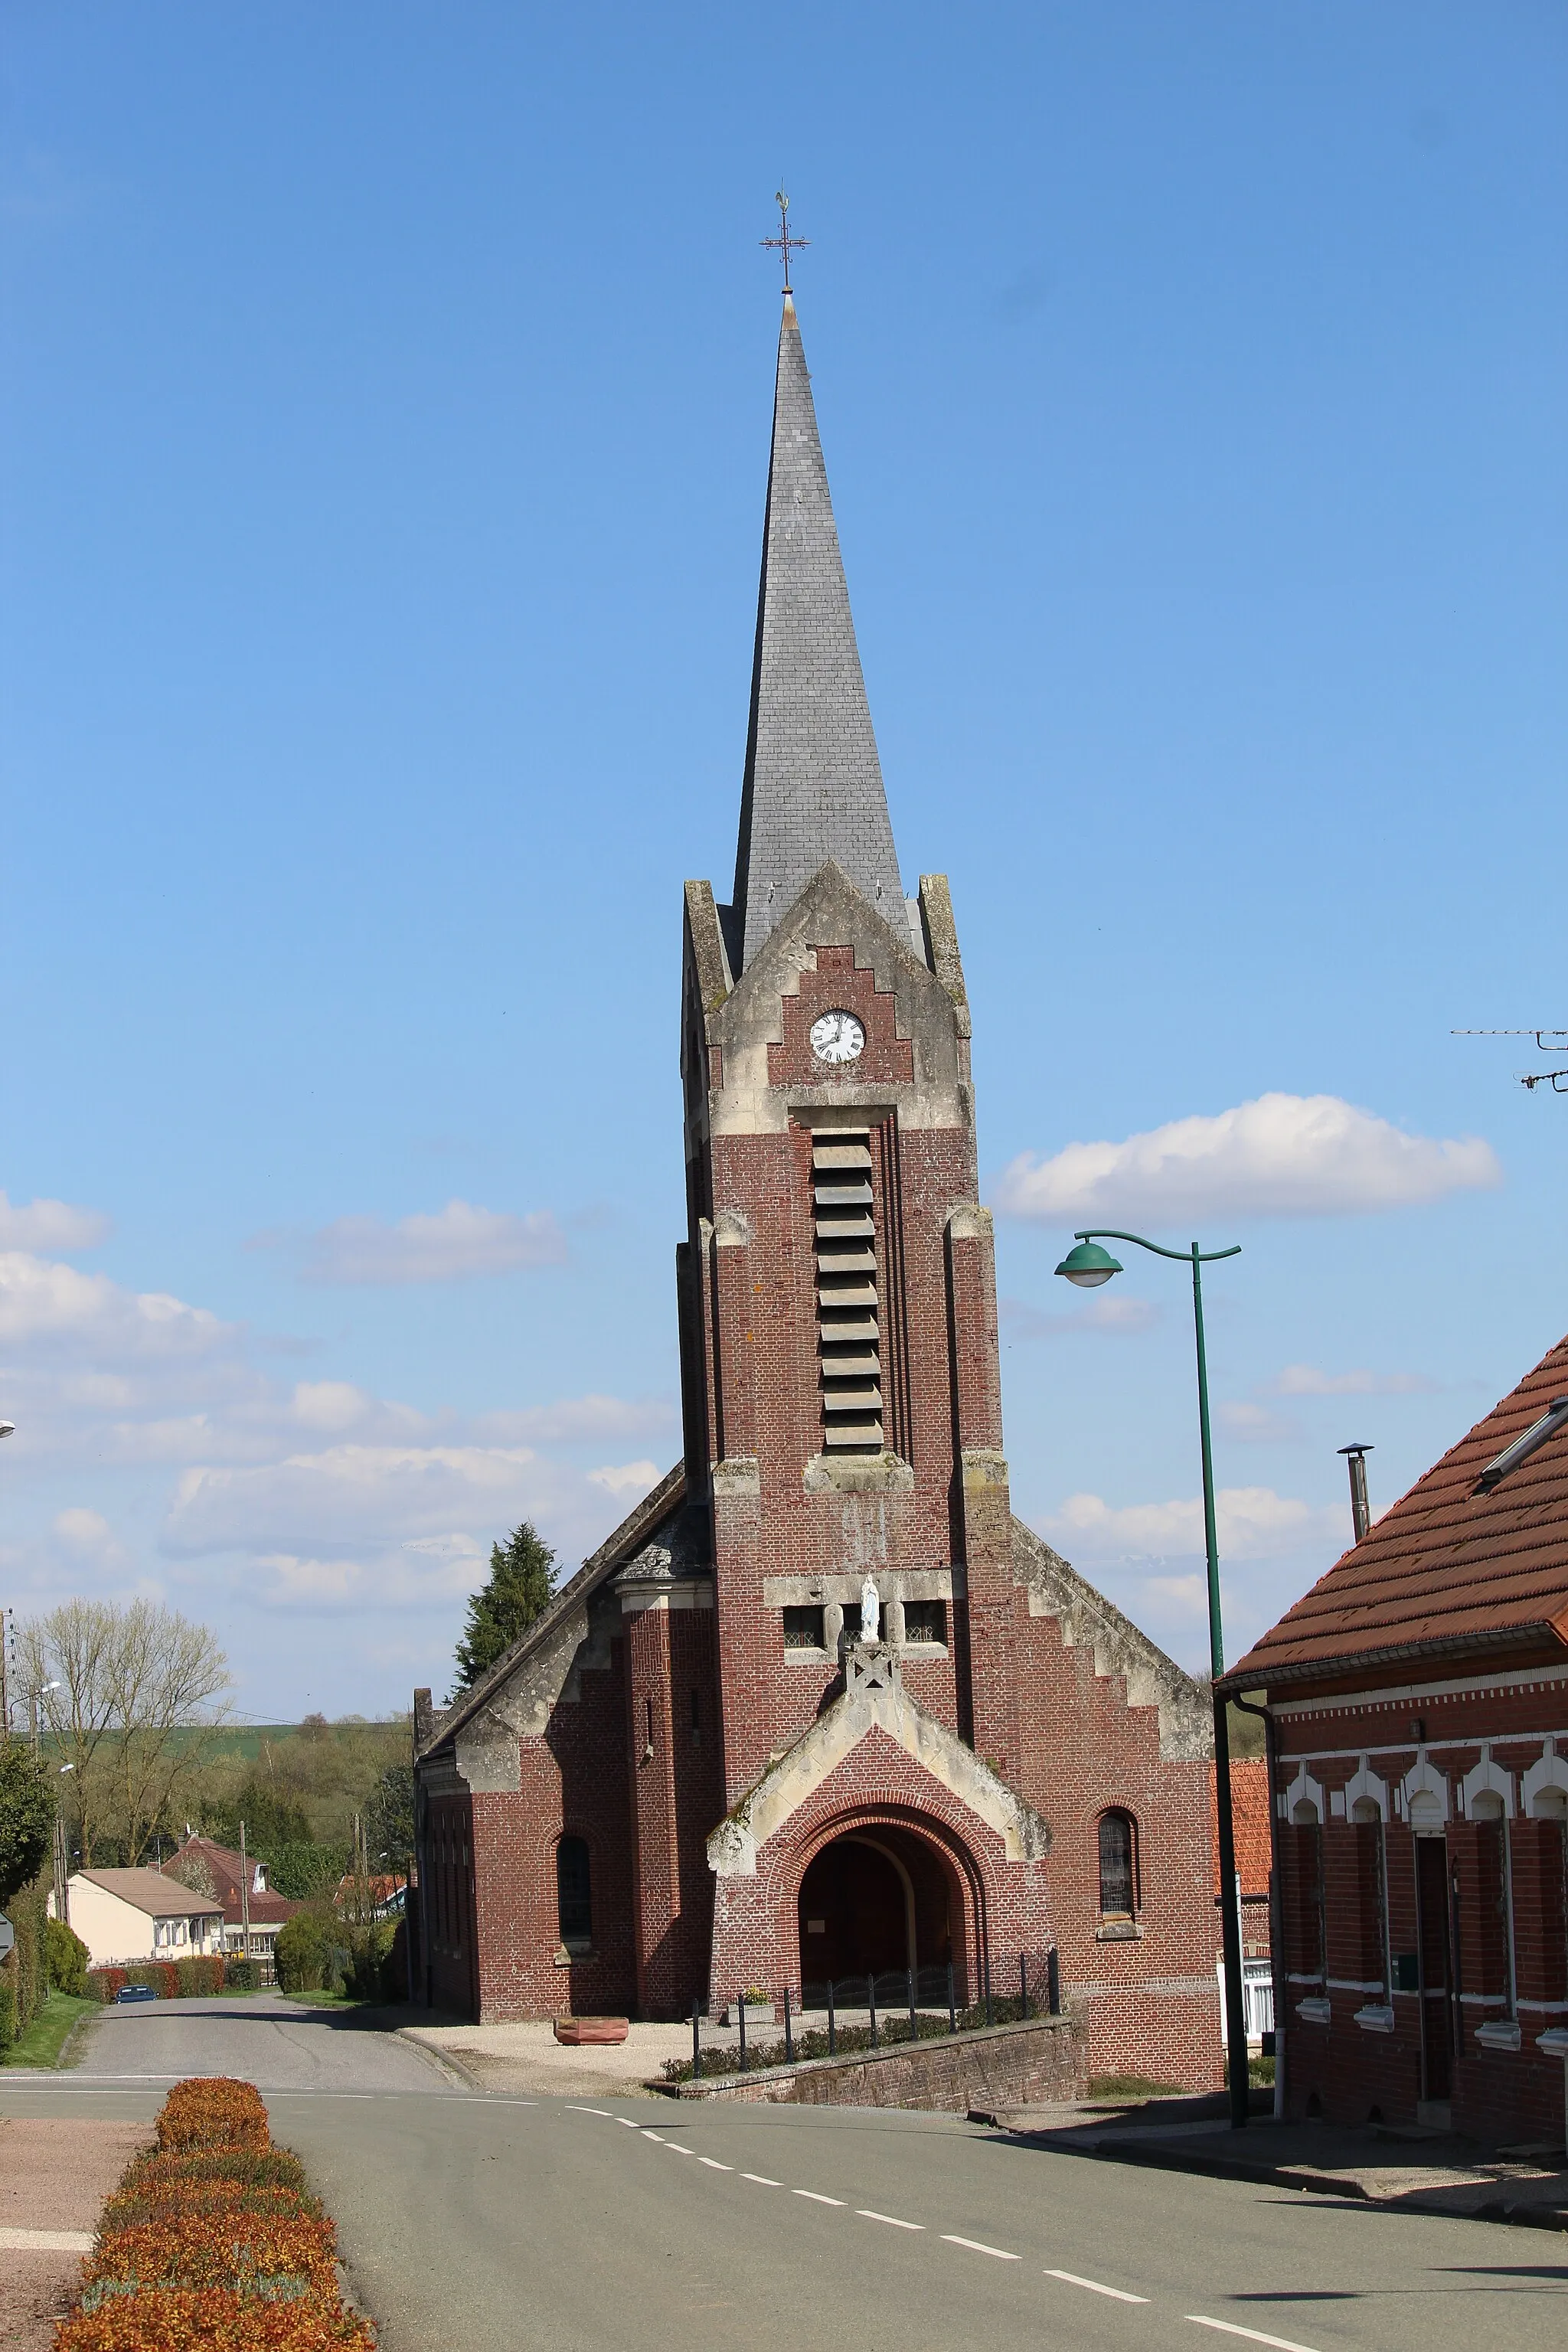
[557,1835,593,1954]
[1098,1810,1138,1917]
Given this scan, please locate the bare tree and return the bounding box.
[18,1601,231,1865]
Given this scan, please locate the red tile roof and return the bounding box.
[1224,1333,1568,1689]
[167,1836,300,1929]
[1212,1757,1271,1899]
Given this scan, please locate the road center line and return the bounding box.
[742,2174,782,2187]
[1188,2321,1323,2352]
[699,2158,733,2171]
[568,2106,613,2117]
[1047,2270,1150,2305]
[857,2210,923,2230]
[615,2118,642,2128]
[794,2190,846,2206]
[942,2236,1019,2260]
[664,2144,697,2155]
[642,2131,666,2142]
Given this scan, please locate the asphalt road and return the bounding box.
[5,2001,1563,2352]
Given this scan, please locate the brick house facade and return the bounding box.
[413,292,1224,2089]
[1223,1334,1568,2145]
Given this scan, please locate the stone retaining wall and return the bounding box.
[675,2012,1086,2110]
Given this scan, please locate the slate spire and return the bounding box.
[731,294,903,972]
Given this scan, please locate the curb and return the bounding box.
[981,2120,1568,2231]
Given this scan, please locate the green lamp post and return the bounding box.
[1057,1227,1251,2132]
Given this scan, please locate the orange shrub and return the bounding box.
[55,2079,374,2352]
[87,2215,338,2295]
[156,2080,270,2153]
[55,2288,375,2352]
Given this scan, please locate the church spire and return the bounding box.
[730,292,904,972]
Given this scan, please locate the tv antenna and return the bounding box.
[1452,1030,1568,1093]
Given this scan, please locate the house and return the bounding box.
[55,1869,225,1969]
[413,286,1227,2091]
[1222,1332,1568,2145]
[165,1834,302,1961]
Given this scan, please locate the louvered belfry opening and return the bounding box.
[812,1127,884,1452]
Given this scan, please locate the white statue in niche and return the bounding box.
[860,1576,880,1646]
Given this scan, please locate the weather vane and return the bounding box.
[760,188,809,293]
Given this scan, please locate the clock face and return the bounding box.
[810,1009,866,1066]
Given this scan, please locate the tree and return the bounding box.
[17,1601,231,1865]
[365,1762,415,1864]
[452,1523,557,1690]
[0,1744,54,1908]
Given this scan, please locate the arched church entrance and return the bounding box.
[797,1824,957,2000]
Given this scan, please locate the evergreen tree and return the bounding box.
[0,1745,54,1908]
[453,1523,557,1690]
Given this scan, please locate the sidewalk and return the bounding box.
[972,2093,1568,2230]
[399,2018,693,2096]
[0,2118,149,2352]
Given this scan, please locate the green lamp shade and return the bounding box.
[1054,1240,1123,1289]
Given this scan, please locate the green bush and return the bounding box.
[172,1955,224,1998]
[275,1910,334,1993]
[345,1922,397,2002]
[45,1917,90,1996]
[0,1872,50,2048]
[0,1973,14,2047]
[223,1957,260,1992]
[0,1748,54,1908]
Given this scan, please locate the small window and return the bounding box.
[557,1836,593,1952]
[903,1599,946,1648]
[783,1606,826,1651]
[1098,1810,1138,1917]
[690,1688,702,1739]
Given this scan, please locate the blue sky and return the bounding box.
[2,3,1564,1719]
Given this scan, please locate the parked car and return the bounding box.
[115,1984,158,2004]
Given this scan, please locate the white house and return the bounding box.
[54,1868,226,1968]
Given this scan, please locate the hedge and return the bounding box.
[54,2075,376,2352]
[0,1868,51,2051]
[85,1958,247,2004]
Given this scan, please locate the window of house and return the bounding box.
[903,1599,946,1648]
[1098,1810,1138,1916]
[782,1606,827,1652]
[557,1836,593,1954]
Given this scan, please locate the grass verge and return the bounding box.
[2,1989,98,2069]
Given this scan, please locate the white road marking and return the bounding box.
[0,2228,94,2252]
[742,2174,782,2186]
[616,2118,642,2128]
[568,2105,613,2117]
[1047,2270,1150,2305]
[642,2131,666,2142]
[699,2158,733,2171]
[857,2210,923,2230]
[794,2190,847,2206]
[1188,2321,1323,2352]
[942,2236,1019,2260]
[664,2144,697,2155]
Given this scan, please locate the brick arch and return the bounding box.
[788,1799,988,2001]
[707,1721,1053,2009]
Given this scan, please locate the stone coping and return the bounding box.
[675,2011,1078,2099]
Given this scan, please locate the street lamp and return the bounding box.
[1057,1224,1251,2132]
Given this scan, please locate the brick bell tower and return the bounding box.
[678,292,1050,2007]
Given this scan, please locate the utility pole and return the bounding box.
[1,1606,11,1744]
[240,1819,251,1958]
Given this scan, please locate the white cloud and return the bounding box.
[1217,1401,1301,1444]
[474,1394,677,1446]
[300,1200,568,1285]
[589,1460,662,1500]
[1045,1485,1345,1561]
[993,1093,1501,1225]
[999,1294,1158,1341]
[165,1442,565,1554]
[0,1192,109,1251]
[0,1251,233,1359]
[1269,1364,1439,1398]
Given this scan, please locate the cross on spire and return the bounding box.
[760,187,809,292]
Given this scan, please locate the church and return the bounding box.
[412,287,1223,2088]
